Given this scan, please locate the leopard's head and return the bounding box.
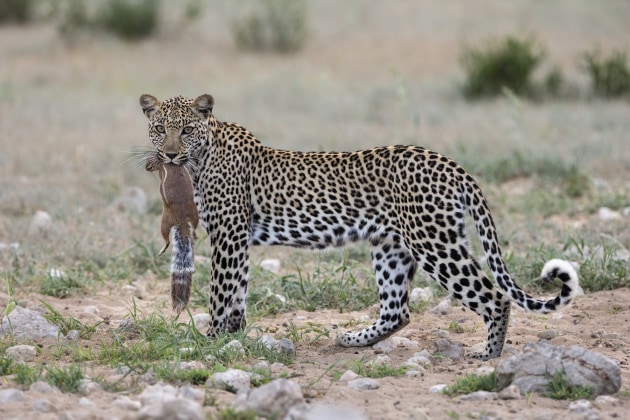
[139,94,214,167]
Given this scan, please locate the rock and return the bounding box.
[348,378,379,390]
[373,355,391,365]
[406,350,436,367]
[82,306,99,316]
[0,388,26,403]
[495,341,621,396]
[339,370,360,382]
[77,379,101,395]
[29,381,57,394]
[498,384,521,400]
[405,369,425,377]
[434,338,464,361]
[5,344,37,362]
[112,187,148,214]
[458,390,497,401]
[372,339,396,354]
[220,339,245,356]
[137,397,203,420]
[179,361,205,370]
[260,334,279,350]
[192,313,210,330]
[139,383,179,406]
[468,342,487,356]
[113,396,142,410]
[595,395,619,405]
[79,397,93,406]
[537,329,556,340]
[260,259,281,273]
[390,336,420,348]
[233,378,303,419]
[1,306,60,341]
[598,207,622,221]
[409,287,432,304]
[208,368,251,393]
[430,299,450,315]
[278,337,296,354]
[287,403,367,420]
[429,384,447,393]
[476,366,495,376]
[28,210,52,237]
[32,399,56,413]
[65,330,80,342]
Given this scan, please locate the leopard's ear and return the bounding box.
[192,94,214,119]
[139,94,160,118]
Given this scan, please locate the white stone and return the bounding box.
[405,369,425,377]
[28,210,52,236]
[430,299,451,315]
[139,383,178,406]
[429,384,447,393]
[569,399,593,413]
[5,344,37,362]
[1,306,60,341]
[409,287,432,303]
[372,339,396,354]
[339,370,360,382]
[373,355,391,365]
[260,334,278,350]
[79,397,93,406]
[32,399,56,413]
[113,396,142,410]
[347,378,379,390]
[192,313,211,330]
[475,366,495,376]
[260,259,281,273]
[498,384,521,400]
[137,398,203,420]
[459,390,497,401]
[78,379,101,395]
[0,389,26,403]
[29,382,57,394]
[209,368,251,393]
[390,336,420,348]
[221,339,245,356]
[598,207,622,221]
[83,306,99,316]
[595,395,619,405]
[278,338,295,354]
[65,330,80,341]
[233,379,303,419]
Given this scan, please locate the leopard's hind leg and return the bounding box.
[336,238,414,347]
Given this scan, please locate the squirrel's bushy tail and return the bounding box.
[170,225,195,313]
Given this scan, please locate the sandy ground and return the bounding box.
[1,283,629,419]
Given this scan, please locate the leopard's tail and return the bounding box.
[170,225,195,314]
[463,177,580,314]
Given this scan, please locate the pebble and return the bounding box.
[409,287,432,303]
[29,382,57,394]
[598,207,622,221]
[429,384,448,393]
[77,379,101,395]
[373,354,391,365]
[5,344,37,362]
[32,399,56,413]
[476,366,495,376]
[233,379,303,419]
[192,313,211,330]
[137,397,203,420]
[277,337,296,354]
[208,368,252,393]
[339,370,360,381]
[28,210,52,236]
[498,384,521,400]
[1,306,60,341]
[372,339,397,354]
[113,396,142,410]
[405,369,425,377]
[390,336,420,348]
[79,397,93,406]
[82,306,99,316]
[459,390,498,401]
[260,259,281,273]
[430,299,451,315]
[348,378,380,390]
[538,329,557,340]
[65,330,80,341]
[220,339,245,356]
[0,389,26,403]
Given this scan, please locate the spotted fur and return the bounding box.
[139,94,579,359]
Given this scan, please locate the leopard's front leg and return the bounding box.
[206,206,251,337]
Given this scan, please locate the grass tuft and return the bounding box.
[443,371,500,396]
[546,371,593,400]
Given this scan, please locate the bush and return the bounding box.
[460,35,545,99]
[583,49,630,98]
[98,0,161,41]
[231,0,308,53]
[0,0,35,23]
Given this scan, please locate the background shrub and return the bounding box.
[0,0,35,23]
[231,0,308,53]
[583,49,630,98]
[460,35,545,99]
[97,0,161,41]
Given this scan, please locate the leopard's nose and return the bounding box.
[165,153,178,160]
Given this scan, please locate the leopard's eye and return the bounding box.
[154,125,166,134]
[182,126,194,135]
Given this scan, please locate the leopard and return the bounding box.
[139,93,579,360]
